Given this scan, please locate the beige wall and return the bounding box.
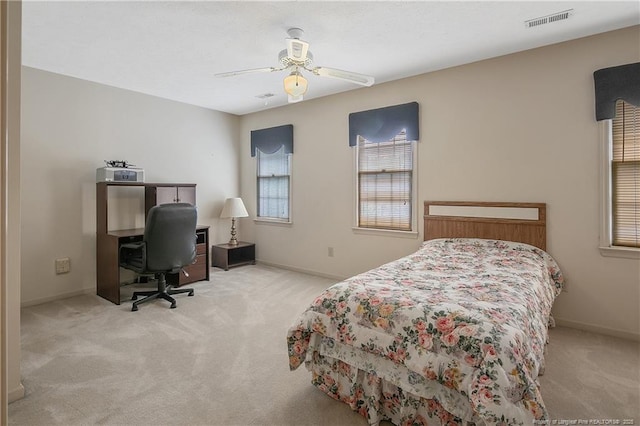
[240,26,640,339]
[20,67,241,306]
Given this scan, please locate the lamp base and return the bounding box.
[228,218,239,245]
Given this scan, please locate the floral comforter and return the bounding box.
[287,238,564,425]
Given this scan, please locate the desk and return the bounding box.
[96,181,209,305]
[96,226,209,305]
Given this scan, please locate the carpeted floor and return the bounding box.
[9,264,640,425]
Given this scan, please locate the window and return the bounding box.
[356,130,416,231]
[251,124,293,223]
[349,102,419,233]
[257,146,291,221]
[611,100,640,248]
[594,62,639,257]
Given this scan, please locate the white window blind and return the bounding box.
[357,130,414,231]
[257,146,290,220]
[612,100,640,247]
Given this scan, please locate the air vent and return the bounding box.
[255,93,276,99]
[525,9,573,28]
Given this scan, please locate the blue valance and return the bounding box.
[593,62,640,121]
[250,124,293,157]
[349,102,419,146]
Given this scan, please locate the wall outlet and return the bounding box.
[55,257,70,274]
[328,247,334,257]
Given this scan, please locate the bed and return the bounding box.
[287,201,564,425]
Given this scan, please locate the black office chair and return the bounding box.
[119,203,197,311]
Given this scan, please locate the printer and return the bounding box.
[96,166,144,183]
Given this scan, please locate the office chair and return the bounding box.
[119,203,197,311]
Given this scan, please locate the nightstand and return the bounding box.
[212,242,256,271]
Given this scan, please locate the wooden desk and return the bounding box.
[96,226,209,305]
[96,181,208,305]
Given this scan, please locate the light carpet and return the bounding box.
[9,264,640,425]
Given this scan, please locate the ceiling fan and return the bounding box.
[215,28,375,103]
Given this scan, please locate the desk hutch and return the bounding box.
[96,182,209,305]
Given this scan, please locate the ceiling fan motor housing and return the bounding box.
[287,27,305,39]
[278,49,314,68]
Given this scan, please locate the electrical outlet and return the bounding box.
[328,247,334,257]
[55,257,70,274]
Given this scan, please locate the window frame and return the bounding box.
[352,132,419,238]
[598,118,640,259]
[255,147,293,225]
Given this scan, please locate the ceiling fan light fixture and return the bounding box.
[283,70,308,98]
[288,94,304,103]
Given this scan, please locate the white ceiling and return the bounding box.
[22,1,640,116]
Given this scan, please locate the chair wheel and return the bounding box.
[132,305,138,312]
[131,295,137,301]
[188,291,194,296]
[170,303,177,309]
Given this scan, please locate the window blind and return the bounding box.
[358,131,413,230]
[612,100,640,247]
[257,146,290,220]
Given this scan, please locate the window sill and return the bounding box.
[599,246,640,259]
[352,227,419,239]
[254,218,292,227]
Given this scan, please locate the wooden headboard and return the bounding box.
[424,201,547,250]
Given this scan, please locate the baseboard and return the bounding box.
[21,287,94,308]
[8,382,25,403]
[256,260,346,282]
[554,317,640,342]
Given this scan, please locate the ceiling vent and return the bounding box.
[525,9,573,28]
[255,93,276,99]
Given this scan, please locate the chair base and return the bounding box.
[131,273,194,311]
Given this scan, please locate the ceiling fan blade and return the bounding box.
[311,67,375,87]
[214,67,282,78]
[286,38,309,62]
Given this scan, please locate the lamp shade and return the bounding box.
[220,198,249,218]
[283,71,308,97]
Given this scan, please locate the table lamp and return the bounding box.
[220,197,249,245]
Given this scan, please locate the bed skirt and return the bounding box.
[305,344,485,426]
